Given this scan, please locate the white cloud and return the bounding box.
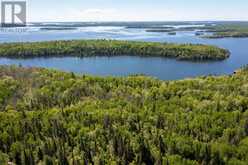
[29,8,118,22]
[29,7,178,22]
[28,7,248,22]
[78,8,118,21]
[83,8,116,15]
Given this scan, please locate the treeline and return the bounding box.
[0,40,230,61]
[0,65,248,164]
[202,23,248,38]
[203,32,248,39]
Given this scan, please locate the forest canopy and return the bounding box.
[0,40,230,61]
[0,65,248,164]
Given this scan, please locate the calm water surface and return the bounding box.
[0,25,247,80]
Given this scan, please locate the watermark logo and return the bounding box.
[1,1,26,27]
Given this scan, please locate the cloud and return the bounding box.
[28,7,248,22]
[83,8,117,15]
[29,8,118,22]
[77,8,176,21]
[78,8,118,21]
[61,8,118,21]
[29,7,178,22]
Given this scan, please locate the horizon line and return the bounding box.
[27,20,248,23]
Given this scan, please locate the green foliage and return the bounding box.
[202,22,248,38]
[0,65,248,164]
[0,40,229,61]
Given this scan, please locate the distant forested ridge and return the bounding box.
[0,40,229,61]
[0,65,248,164]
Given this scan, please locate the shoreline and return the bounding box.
[0,40,230,61]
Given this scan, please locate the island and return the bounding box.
[0,65,248,164]
[142,22,248,39]
[203,31,248,38]
[202,23,248,38]
[146,29,174,32]
[0,40,230,61]
[168,32,176,35]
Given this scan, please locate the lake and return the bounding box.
[0,23,247,80]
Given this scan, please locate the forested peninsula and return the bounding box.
[0,40,229,61]
[0,65,248,164]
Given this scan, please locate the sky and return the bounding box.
[26,0,248,22]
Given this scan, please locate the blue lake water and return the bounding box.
[0,24,248,80]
